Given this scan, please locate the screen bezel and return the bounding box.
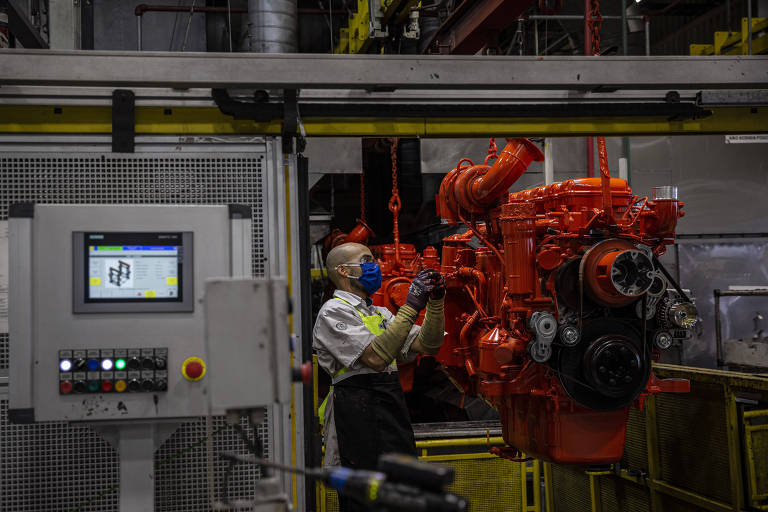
[73,231,194,313]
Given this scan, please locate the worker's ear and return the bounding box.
[336,264,349,278]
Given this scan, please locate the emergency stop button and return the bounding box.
[181,356,206,381]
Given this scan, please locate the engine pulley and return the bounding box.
[582,239,655,307]
[554,318,650,411]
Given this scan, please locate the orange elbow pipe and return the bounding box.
[471,138,544,203]
[344,219,376,244]
[450,138,544,214]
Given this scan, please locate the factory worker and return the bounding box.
[313,242,445,506]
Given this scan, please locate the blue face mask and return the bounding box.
[353,262,382,295]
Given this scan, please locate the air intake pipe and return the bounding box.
[437,138,544,223]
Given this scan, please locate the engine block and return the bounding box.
[434,138,695,464]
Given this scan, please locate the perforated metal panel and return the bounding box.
[154,416,269,511]
[598,475,650,512]
[0,399,120,512]
[0,152,266,278]
[0,333,7,371]
[656,382,731,504]
[621,405,649,471]
[551,464,591,512]
[323,456,524,512]
[0,150,273,511]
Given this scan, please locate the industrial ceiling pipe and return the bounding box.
[249,0,297,53]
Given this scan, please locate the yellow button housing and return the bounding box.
[181,356,206,381]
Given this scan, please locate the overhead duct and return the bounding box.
[248,0,297,53]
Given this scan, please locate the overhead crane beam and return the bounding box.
[0,50,766,90]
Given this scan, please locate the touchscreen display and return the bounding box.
[85,233,183,302]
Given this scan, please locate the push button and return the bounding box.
[181,357,206,381]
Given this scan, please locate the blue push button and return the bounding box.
[87,359,100,371]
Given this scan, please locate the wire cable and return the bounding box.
[181,0,198,52]
[227,0,233,51]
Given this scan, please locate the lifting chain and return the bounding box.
[589,0,603,56]
[360,167,366,222]
[484,137,499,165]
[589,0,609,218]
[388,138,402,266]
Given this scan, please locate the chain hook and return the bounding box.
[389,138,402,269]
[484,137,499,165]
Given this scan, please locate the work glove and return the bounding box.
[424,268,446,300]
[405,269,435,311]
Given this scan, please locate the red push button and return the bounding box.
[181,357,206,381]
[101,381,113,392]
[60,381,73,394]
[186,362,203,379]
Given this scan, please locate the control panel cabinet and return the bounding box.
[9,204,251,422]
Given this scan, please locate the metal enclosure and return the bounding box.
[0,141,295,512]
[204,278,291,413]
[9,204,250,422]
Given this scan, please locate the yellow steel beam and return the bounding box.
[714,31,742,55]
[542,462,554,512]
[1,105,767,137]
[743,17,768,55]
[0,105,280,134]
[690,43,715,56]
[531,460,541,512]
[645,395,663,512]
[415,436,504,448]
[724,384,746,510]
[649,479,736,512]
[418,452,500,462]
[744,411,768,503]
[654,363,768,391]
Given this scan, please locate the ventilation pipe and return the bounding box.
[248,0,297,52]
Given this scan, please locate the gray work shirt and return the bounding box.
[313,290,420,378]
[313,290,420,467]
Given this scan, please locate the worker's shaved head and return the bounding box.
[326,243,373,289]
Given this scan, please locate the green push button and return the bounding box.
[88,381,100,393]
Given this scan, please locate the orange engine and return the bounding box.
[434,138,696,464]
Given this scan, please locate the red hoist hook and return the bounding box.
[388,138,403,269]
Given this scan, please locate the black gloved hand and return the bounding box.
[425,269,446,300]
[405,269,435,311]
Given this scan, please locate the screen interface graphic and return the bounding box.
[85,233,183,302]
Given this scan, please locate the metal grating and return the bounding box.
[656,381,732,504]
[598,475,650,512]
[0,333,7,370]
[324,456,523,512]
[154,415,269,511]
[0,399,120,512]
[551,464,591,512]
[0,151,271,511]
[745,410,768,504]
[0,153,266,277]
[441,457,522,512]
[659,493,710,512]
[621,405,649,471]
